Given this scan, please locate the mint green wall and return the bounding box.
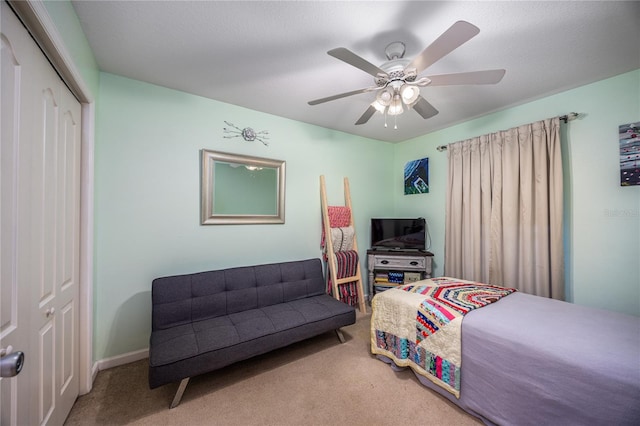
[393,70,640,317]
[96,70,639,361]
[95,73,394,359]
[42,0,99,96]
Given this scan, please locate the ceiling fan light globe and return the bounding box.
[400,85,420,105]
[388,96,404,116]
[388,105,403,116]
[376,89,393,106]
[372,101,386,113]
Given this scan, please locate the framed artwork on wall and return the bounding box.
[404,157,429,195]
[619,122,639,186]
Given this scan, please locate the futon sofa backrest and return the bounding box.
[151,258,326,331]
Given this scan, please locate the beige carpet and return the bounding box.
[65,312,481,425]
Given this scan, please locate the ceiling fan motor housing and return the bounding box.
[375,57,415,87]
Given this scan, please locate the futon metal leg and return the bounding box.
[170,377,190,409]
[335,328,346,343]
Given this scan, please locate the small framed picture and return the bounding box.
[619,122,639,186]
[404,157,429,195]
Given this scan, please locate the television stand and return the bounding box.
[366,249,433,300]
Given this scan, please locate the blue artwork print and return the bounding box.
[619,122,640,186]
[404,157,429,195]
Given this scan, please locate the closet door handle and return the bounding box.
[0,351,24,378]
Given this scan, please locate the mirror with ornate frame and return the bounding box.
[200,149,285,225]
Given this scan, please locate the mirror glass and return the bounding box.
[201,150,285,224]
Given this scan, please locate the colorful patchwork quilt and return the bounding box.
[371,277,516,398]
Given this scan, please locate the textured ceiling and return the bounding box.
[71,1,640,143]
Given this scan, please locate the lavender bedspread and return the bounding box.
[378,291,640,425]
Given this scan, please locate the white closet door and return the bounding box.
[1,2,81,424]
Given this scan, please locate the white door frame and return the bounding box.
[8,0,95,394]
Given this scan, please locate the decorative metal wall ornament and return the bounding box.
[223,121,270,146]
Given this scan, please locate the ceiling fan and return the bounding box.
[308,21,506,128]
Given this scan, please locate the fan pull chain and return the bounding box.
[394,114,398,130]
[384,110,388,128]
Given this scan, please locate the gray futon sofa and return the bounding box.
[149,258,356,407]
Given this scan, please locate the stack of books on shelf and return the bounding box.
[387,271,404,284]
[374,272,390,284]
[374,271,405,292]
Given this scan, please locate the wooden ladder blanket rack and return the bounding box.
[320,175,367,313]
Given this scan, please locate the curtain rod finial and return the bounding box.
[561,112,580,123]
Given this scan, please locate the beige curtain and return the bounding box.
[444,117,564,299]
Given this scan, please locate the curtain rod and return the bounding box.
[436,112,581,152]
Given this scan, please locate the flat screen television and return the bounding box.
[370,218,426,251]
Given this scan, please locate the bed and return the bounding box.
[371,278,640,426]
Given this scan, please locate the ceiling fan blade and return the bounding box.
[427,69,506,86]
[406,21,480,74]
[308,86,379,105]
[412,96,439,119]
[328,47,388,78]
[355,105,377,125]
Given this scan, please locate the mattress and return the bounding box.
[375,291,640,425]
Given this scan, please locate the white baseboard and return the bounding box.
[97,348,149,371]
[90,362,99,386]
